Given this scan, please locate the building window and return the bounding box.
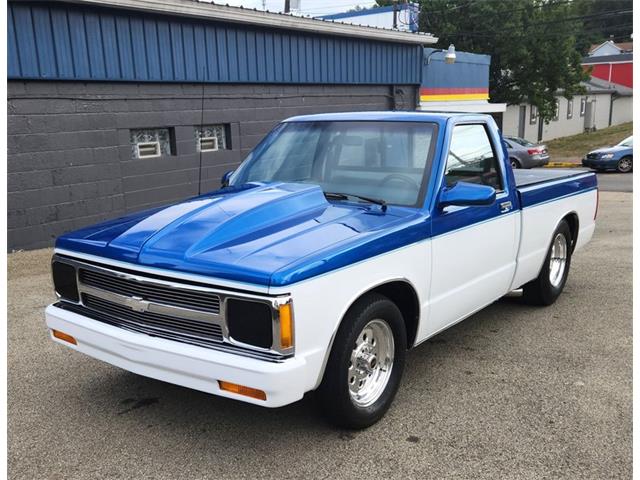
[553,100,560,121]
[195,125,229,152]
[580,98,587,117]
[130,128,173,159]
[567,99,573,119]
[529,105,537,124]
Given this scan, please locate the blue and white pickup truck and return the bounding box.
[46,112,598,428]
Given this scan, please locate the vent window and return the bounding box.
[130,128,173,159]
[196,125,229,152]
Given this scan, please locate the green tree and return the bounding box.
[418,0,591,122]
[573,0,633,54]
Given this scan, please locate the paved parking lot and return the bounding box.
[8,191,631,480]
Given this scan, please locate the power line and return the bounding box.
[427,0,575,18]
[441,22,633,39]
[434,8,632,37]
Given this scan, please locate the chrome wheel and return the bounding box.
[348,319,394,407]
[617,157,632,173]
[549,233,568,287]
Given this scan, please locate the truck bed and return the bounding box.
[513,168,593,188]
[514,168,597,209]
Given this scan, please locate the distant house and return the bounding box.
[588,40,633,57]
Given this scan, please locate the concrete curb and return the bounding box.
[543,162,583,168]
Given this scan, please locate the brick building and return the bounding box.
[7,0,436,250]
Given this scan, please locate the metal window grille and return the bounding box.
[130,128,172,159]
[196,125,227,152]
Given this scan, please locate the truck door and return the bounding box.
[427,122,519,335]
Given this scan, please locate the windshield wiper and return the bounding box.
[324,191,387,212]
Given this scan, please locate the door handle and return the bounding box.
[500,201,512,213]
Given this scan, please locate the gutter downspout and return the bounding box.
[608,91,619,126]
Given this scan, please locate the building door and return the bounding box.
[518,106,526,138]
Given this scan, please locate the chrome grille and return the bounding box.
[79,268,220,313]
[52,254,293,361]
[82,293,224,346]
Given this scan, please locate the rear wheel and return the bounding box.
[616,156,632,173]
[522,220,572,306]
[317,293,406,429]
[510,158,521,169]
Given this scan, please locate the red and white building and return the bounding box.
[583,40,632,89]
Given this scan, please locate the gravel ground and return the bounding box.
[8,192,632,480]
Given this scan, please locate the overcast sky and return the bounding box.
[220,0,377,16]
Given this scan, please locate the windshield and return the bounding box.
[506,136,535,147]
[618,136,632,147]
[230,121,436,207]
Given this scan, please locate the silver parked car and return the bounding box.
[503,136,550,169]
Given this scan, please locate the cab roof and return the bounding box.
[283,111,483,124]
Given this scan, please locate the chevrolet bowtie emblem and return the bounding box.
[125,295,150,313]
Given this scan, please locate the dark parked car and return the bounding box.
[582,135,633,173]
[503,136,550,169]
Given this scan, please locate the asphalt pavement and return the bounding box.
[8,191,632,480]
[595,171,633,192]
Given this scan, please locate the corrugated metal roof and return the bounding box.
[8,1,424,84]
[64,0,437,44]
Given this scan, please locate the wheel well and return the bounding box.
[563,212,579,252]
[369,281,420,349]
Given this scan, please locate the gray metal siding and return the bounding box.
[8,80,408,250]
[8,2,422,85]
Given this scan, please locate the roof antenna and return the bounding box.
[197,66,205,196]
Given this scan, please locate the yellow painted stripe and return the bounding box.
[420,93,490,101]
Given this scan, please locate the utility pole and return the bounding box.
[392,0,398,29]
[284,0,290,13]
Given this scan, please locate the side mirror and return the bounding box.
[221,170,234,187]
[438,182,496,209]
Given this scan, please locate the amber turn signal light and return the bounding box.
[279,303,293,349]
[218,381,266,401]
[51,329,77,345]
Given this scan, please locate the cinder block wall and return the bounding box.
[8,81,410,250]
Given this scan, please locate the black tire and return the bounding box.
[316,293,406,429]
[510,158,521,169]
[616,156,632,173]
[522,220,572,306]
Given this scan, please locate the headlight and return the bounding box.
[52,260,79,302]
[226,298,274,349]
[226,298,294,353]
[600,153,614,159]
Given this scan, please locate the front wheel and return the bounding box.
[522,220,572,305]
[316,293,406,429]
[617,156,632,173]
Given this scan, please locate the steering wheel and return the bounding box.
[379,174,419,190]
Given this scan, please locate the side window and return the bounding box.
[445,124,502,190]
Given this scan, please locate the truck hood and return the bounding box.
[56,183,426,287]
